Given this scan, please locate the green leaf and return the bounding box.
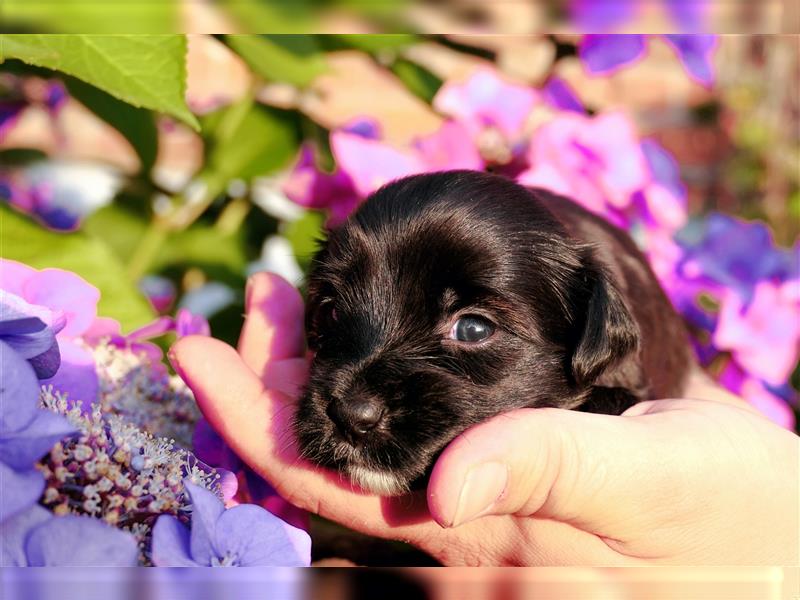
[331,34,417,52]
[0,0,179,34]
[154,225,249,278]
[216,1,317,34]
[1,204,155,331]
[65,77,158,174]
[0,34,199,130]
[205,102,299,181]
[225,35,326,88]
[282,210,325,274]
[82,197,150,264]
[391,58,442,103]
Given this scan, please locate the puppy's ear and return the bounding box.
[570,255,640,387]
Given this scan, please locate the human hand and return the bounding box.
[169,273,799,566]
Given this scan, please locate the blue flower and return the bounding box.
[578,34,718,87]
[0,340,76,473]
[0,340,76,524]
[1,508,139,566]
[0,291,64,380]
[676,213,799,304]
[151,480,311,567]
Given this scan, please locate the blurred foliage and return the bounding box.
[2,204,155,330]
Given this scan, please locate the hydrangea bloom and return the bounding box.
[1,260,101,407]
[1,506,139,566]
[0,290,63,379]
[193,418,307,529]
[151,481,311,567]
[0,340,76,523]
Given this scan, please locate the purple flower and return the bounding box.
[139,275,177,314]
[579,34,718,87]
[1,340,76,524]
[664,0,710,33]
[2,162,122,232]
[517,111,650,220]
[175,308,210,338]
[151,480,311,566]
[0,290,64,379]
[569,0,709,33]
[675,214,798,304]
[282,144,362,227]
[1,508,139,566]
[579,35,647,75]
[641,138,686,202]
[719,361,795,430]
[0,340,76,470]
[712,281,800,387]
[662,35,717,86]
[432,68,539,141]
[1,260,102,407]
[568,0,636,32]
[0,463,45,525]
[542,77,585,114]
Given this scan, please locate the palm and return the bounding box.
[170,273,798,566]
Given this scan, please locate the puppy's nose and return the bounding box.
[329,397,385,440]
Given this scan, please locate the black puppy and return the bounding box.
[294,170,693,495]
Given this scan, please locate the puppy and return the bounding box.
[294,170,693,495]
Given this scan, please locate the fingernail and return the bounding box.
[448,462,508,528]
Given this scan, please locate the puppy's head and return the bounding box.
[294,171,638,495]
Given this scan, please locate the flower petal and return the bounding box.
[192,418,242,472]
[0,340,40,433]
[0,408,76,470]
[40,339,98,412]
[25,515,139,566]
[151,515,198,567]
[330,130,426,197]
[0,504,51,566]
[579,35,646,75]
[542,77,584,114]
[23,269,100,338]
[0,463,44,524]
[212,504,311,566]
[0,259,36,298]
[184,479,225,565]
[663,35,717,86]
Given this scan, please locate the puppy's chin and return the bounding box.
[347,465,409,496]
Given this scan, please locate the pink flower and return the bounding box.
[433,68,539,140]
[0,259,100,407]
[282,144,361,228]
[330,130,426,198]
[713,281,800,386]
[328,121,484,203]
[718,361,795,430]
[413,120,483,171]
[518,111,651,216]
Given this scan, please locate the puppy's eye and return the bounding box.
[449,315,495,343]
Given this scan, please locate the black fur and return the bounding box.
[294,170,693,494]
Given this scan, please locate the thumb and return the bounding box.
[427,406,678,538]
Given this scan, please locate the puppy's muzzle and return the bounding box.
[327,394,386,444]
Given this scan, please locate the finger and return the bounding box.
[170,336,437,542]
[238,272,306,379]
[262,357,309,397]
[427,407,680,543]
